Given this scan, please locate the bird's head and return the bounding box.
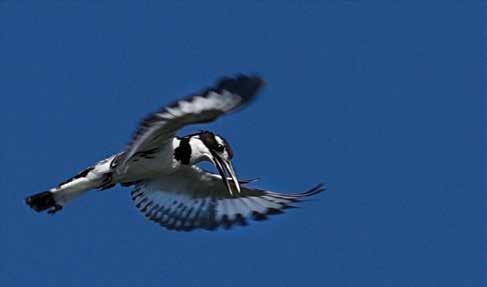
[175,131,239,195]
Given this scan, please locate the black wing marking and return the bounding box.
[130,166,325,232]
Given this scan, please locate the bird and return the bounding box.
[25,74,325,231]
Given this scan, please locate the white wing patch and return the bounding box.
[130,167,325,231]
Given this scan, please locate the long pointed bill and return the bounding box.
[220,159,241,194]
[211,153,241,196]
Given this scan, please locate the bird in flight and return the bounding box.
[25,75,325,231]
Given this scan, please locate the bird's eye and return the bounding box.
[215,144,225,152]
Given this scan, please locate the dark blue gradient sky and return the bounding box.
[1,1,484,286]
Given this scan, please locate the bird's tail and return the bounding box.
[25,156,116,214]
[25,191,61,214]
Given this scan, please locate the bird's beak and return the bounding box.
[211,152,241,196]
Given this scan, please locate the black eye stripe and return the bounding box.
[215,144,224,152]
[198,131,219,150]
[197,131,233,158]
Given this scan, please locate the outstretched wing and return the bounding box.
[115,75,264,171]
[130,166,325,231]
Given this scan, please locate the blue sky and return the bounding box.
[1,1,484,286]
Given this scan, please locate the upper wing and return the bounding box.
[115,75,264,171]
[130,166,325,231]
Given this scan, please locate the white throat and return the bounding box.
[188,137,212,164]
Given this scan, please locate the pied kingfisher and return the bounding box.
[25,75,325,231]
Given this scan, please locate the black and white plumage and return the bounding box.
[25,75,325,231]
[132,167,324,231]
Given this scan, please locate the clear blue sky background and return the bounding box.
[1,1,484,286]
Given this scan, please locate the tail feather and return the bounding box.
[25,191,62,214]
[25,155,117,214]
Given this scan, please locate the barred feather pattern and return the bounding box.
[131,166,325,231]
